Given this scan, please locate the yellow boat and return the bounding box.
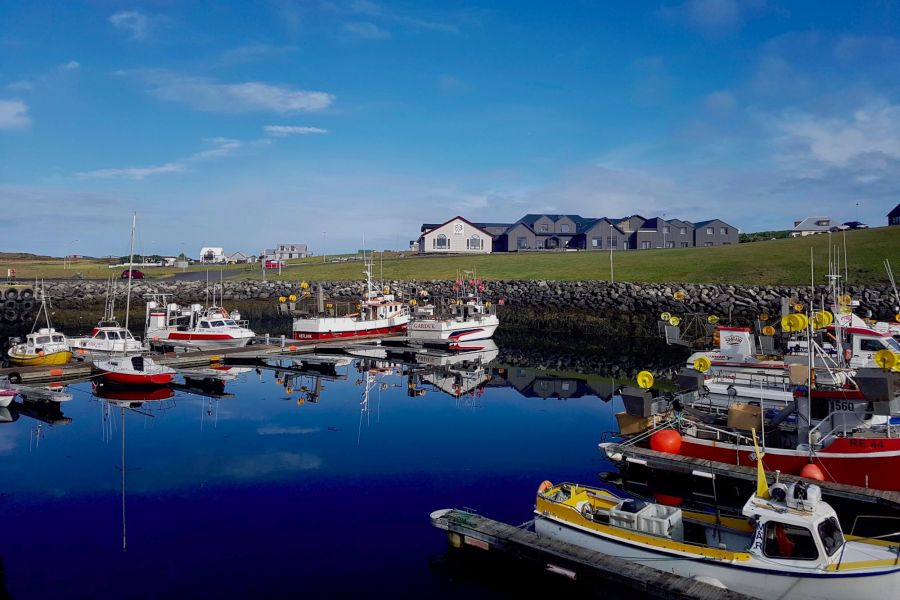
[8,328,73,366]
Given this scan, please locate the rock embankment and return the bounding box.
[39,279,898,321]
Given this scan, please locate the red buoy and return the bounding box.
[650,429,683,454]
[800,463,825,481]
[655,494,683,507]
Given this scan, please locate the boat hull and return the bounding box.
[292,322,408,341]
[534,516,899,600]
[0,391,15,408]
[408,320,498,342]
[675,436,900,491]
[156,332,253,349]
[7,350,72,367]
[99,370,174,386]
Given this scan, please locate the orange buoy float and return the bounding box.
[800,463,825,481]
[49,368,64,377]
[651,429,683,454]
[538,480,554,494]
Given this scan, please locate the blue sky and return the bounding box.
[1,1,899,256]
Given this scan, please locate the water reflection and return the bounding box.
[0,342,648,599]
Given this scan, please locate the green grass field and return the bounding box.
[2,226,896,285]
[243,226,899,285]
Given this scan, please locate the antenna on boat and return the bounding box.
[121,406,127,553]
[124,212,136,334]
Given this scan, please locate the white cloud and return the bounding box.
[657,0,763,35]
[109,10,150,41]
[0,99,31,130]
[130,71,334,114]
[75,137,243,180]
[264,125,328,136]
[58,60,80,71]
[220,44,297,64]
[343,21,390,39]
[6,81,33,92]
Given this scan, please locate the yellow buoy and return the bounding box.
[674,290,686,301]
[300,281,309,289]
[793,303,804,312]
[839,294,852,305]
[660,312,671,321]
[839,305,852,315]
[636,370,654,389]
[813,310,833,329]
[762,325,776,336]
[895,313,900,323]
[286,387,293,394]
[693,356,711,373]
[759,312,769,321]
[383,286,390,294]
[289,294,297,302]
[781,313,809,332]
[326,303,333,309]
[278,296,286,303]
[409,299,417,305]
[485,301,492,307]
[707,315,719,324]
[668,316,681,326]
[874,349,897,370]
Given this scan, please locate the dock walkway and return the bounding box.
[431,508,754,600]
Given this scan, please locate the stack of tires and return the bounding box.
[1,286,35,325]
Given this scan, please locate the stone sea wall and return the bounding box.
[35,279,899,321]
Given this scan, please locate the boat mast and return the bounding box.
[124,212,136,333]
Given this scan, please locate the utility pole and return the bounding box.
[322,231,327,264]
[610,245,614,283]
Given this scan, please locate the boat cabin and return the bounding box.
[91,327,136,341]
[22,328,69,353]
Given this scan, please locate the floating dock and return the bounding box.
[430,509,754,600]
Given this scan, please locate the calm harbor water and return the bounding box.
[0,354,637,599]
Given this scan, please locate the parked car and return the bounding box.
[121,269,144,280]
[842,221,868,230]
[264,260,285,268]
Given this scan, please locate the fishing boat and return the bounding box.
[93,213,175,386]
[69,280,143,355]
[7,290,72,367]
[291,262,409,340]
[145,295,255,349]
[535,449,900,600]
[408,272,499,343]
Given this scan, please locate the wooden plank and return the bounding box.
[432,509,754,600]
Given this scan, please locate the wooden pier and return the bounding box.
[602,442,900,509]
[430,509,754,600]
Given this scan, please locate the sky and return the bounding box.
[1,1,899,257]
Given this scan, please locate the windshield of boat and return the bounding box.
[36,336,51,344]
[52,335,65,343]
[211,321,225,327]
[763,521,819,560]
[224,320,237,326]
[817,517,844,557]
[886,337,900,352]
[107,331,121,340]
[125,331,134,339]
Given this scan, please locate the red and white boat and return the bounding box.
[292,263,409,341]
[94,355,176,386]
[408,273,499,343]
[145,295,256,349]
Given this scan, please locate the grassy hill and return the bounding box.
[2,227,896,285]
[247,226,899,285]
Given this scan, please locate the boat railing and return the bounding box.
[708,369,792,392]
[839,517,900,568]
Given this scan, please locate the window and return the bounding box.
[516,236,527,249]
[641,241,651,249]
[52,335,64,342]
[704,242,713,247]
[107,331,120,340]
[467,234,482,250]
[860,338,887,352]
[540,223,549,232]
[665,241,674,248]
[200,321,210,329]
[706,227,713,235]
[679,227,687,235]
[592,237,602,248]
[817,517,844,557]
[607,237,617,249]
[680,242,689,248]
[763,522,819,560]
[212,321,225,327]
[816,220,829,227]
[37,336,51,344]
[720,227,728,235]
[434,234,448,249]
[561,224,571,233]
[663,226,670,234]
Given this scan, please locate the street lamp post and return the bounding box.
[322,231,327,264]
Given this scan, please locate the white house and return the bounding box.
[791,217,832,237]
[276,243,309,260]
[418,216,493,254]
[199,247,226,264]
[225,252,249,264]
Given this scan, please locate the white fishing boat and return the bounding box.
[408,273,498,344]
[69,279,143,355]
[291,262,409,341]
[0,378,17,408]
[145,294,255,349]
[534,447,900,600]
